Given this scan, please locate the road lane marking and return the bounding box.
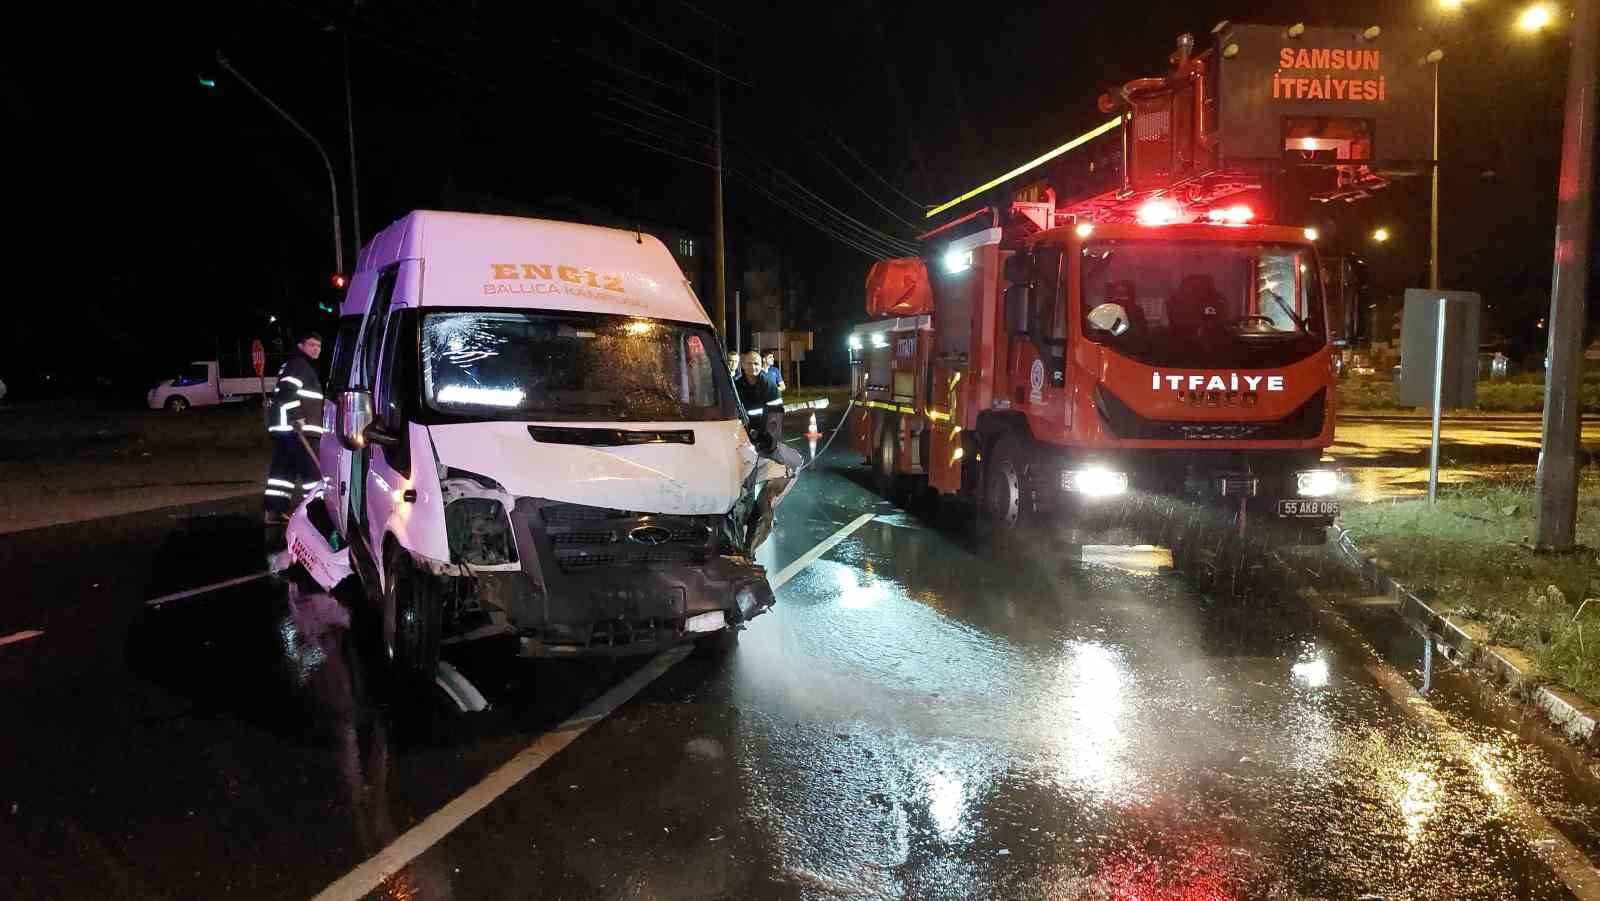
[145,571,270,607]
[0,630,44,647]
[1296,586,1600,899]
[770,513,878,590]
[310,509,880,901]
[311,645,689,901]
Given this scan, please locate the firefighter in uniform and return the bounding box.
[264,331,325,524]
[734,350,784,443]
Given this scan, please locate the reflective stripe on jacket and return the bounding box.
[267,352,324,434]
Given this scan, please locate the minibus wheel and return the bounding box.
[385,549,442,676]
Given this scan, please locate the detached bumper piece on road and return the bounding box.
[284,490,352,590]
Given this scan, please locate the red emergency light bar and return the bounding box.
[1206,204,1255,224]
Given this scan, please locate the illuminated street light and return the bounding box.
[1519,3,1555,31]
[1371,227,1391,243]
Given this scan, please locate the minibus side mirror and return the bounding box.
[337,389,375,451]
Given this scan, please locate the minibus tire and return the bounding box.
[386,550,442,676]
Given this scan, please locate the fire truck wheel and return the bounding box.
[385,548,442,677]
[979,435,1030,531]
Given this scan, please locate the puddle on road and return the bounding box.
[722,511,1590,900]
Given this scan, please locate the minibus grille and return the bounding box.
[540,504,716,572]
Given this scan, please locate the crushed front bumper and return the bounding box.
[469,496,776,657]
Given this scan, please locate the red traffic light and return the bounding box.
[331,273,348,290]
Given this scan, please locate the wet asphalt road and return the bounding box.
[3,423,1600,899]
[1334,414,1600,501]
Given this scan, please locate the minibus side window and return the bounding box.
[374,309,411,476]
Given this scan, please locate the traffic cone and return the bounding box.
[806,411,822,440]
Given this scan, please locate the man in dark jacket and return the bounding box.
[264,331,325,524]
[735,350,783,443]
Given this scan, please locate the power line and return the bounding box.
[674,0,739,34]
[730,167,893,260]
[810,150,922,231]
[732,145,918,253]
[305,5,916,258]
[610,13,753,87]
[829,133,925,209]
[594,84,918,252]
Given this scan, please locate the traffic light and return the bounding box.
[331,272,348,290]
[318,302,335,314]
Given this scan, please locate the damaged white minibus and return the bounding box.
[286,211,795,673]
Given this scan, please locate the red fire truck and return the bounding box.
[848,24,1433,543]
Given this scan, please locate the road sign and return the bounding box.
[1398,290,1480,504]
[251,340,266,378]
[1399,291,1479,409]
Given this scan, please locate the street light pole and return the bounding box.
[342,32,362,256]
[1429,51,1443,290]
[216,52,345,278]
[1534,0,1598,551]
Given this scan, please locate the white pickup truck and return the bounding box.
[147,360,273,412]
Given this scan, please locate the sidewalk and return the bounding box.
[0,403,270,535]
[0,451,268,534]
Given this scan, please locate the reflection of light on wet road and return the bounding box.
[1291,656,1330,689]
[1046,641,1129,800]
[832,561,887,609]
[1079,544,1172,573]
[1398,766,1441,844]
[1471,745,1509,803]
[924,771,965,837]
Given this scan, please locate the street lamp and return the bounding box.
[213,52,345,278]
[1519,3,1555,31]
[1371,227,1391,243]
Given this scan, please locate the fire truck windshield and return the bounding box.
[1080,239,1325,368]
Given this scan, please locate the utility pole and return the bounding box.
[1534,0,1598,552]
[342,31,362,257]
[711,37,728,337]
[217,52,344,278]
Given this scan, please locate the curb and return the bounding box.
[1330,526,1600,751]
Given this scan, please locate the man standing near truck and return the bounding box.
[263,331,324,525]
[735,350,784,442]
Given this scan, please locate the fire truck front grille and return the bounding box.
[1094,386,1326,441]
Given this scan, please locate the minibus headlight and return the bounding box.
[445,498,517,565]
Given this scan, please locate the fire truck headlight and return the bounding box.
[848,334,864,351]
[943,249,973,273]
[1063,468,1129,498]
[1296,470,1340,498]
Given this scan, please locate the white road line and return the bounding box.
[310,645,689,901]
[770,513,878,590]
[0,630,44,647]
[145,571,270,607]
[1297,586,1600,899]
[310,509,880,901]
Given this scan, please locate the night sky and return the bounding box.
[6,0,1590,396]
